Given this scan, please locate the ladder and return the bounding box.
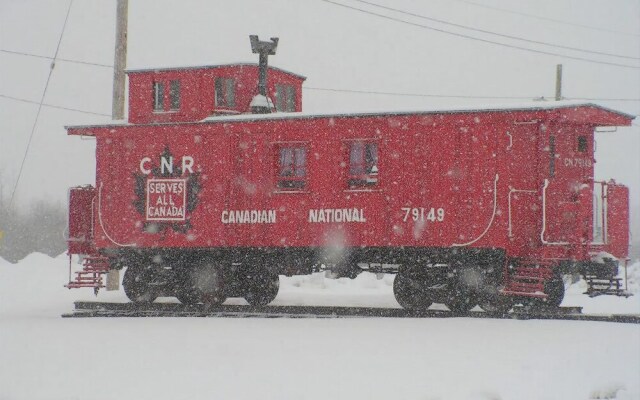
[66,255,110,294]
[584,275,632,297]
[501,261,555,299]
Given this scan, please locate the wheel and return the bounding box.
[443,270,477,313]
[244,269,280,306]
[175,277,202,305]
[178,259,226,306]
[478,296,513,314]
[528,274,565,310]
[543,274,565,308]
[445,296,477,313]
[123,265,158,303]
[393,270,433,310]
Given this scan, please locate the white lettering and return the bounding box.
[401,207,446,222]
[161,156,174,174]
[220,209,277,224]
[182,156,194,174]
[140,157,152,174]
[307,208,367,223]
[140,155,196,176]
[563,158,592,168]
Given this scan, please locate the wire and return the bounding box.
[350,0,640,60]
[565,97,640,102]
[304,86,544,99]
[305,86,640,102]
[9,0,74,208]
[1,49,114,69]
[452,0,640,38]
[318,0,640,69]
[0,94,111,116]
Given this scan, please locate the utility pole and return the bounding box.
[555,64,563,101]
[112,0,128,120]
[107,0,128,290]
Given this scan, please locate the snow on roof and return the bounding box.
[66,101,635,131]
[125,62,307,80]
[200,100,637,123]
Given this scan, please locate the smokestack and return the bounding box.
[249,35,279,114]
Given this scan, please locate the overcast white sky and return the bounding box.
[1,0,639,237]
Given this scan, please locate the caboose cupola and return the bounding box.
[125,43,304,124]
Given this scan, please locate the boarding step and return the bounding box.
[501,263,554,298]
[66,256,110,291]
[584,276,632,298]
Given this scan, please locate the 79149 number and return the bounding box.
[401,207,445,222]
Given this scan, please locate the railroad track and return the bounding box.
[63,301,640,324]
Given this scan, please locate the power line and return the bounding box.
[304,86,543,99]
[0,94,111,117]
[9,0,74,208]
[566,97,640,102]
[453,0,640,38]
[350,0,640,60]
[318,0,640,69]
[305,86,640,102]
[1,48,113,69]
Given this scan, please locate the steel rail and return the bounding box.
[62,302,640,324]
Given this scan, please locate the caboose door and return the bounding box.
[541,123,593,247]
[506,124,542,254]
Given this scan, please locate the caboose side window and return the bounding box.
[169,80,180,110]
[277,146,307,190]
[215,77,236,108]
[153,82,164,111]
[577,135,587,152]
[348,141,378,188]
[275,84,296,112]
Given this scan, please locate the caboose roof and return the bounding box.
[125,62,307,80]
[66,101,635,135]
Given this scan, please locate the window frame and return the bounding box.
[215,77,236,109]
[273,142,308,192]
[153,81,165,112]
[577,135,588,153]
[345,139,379,190]
[275,84,296,112]
[169,80,180,110]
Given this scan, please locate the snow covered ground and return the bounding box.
[1,254,639,400]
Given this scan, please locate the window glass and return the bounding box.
[169,80,180,110]
[153,82,164,111]
[577,136,587,152]
[348,141,378,188]
[286,86,296,111]
[225,79,236,107]
[215,77,236,108]
[275,84,285,112]
[275,84,295,112]
[278,146,307,190]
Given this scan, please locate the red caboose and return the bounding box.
[66,39,635,311]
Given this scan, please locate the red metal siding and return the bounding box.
[68,186,96,255]
[65,104,632,266]
[606,183,630,259]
